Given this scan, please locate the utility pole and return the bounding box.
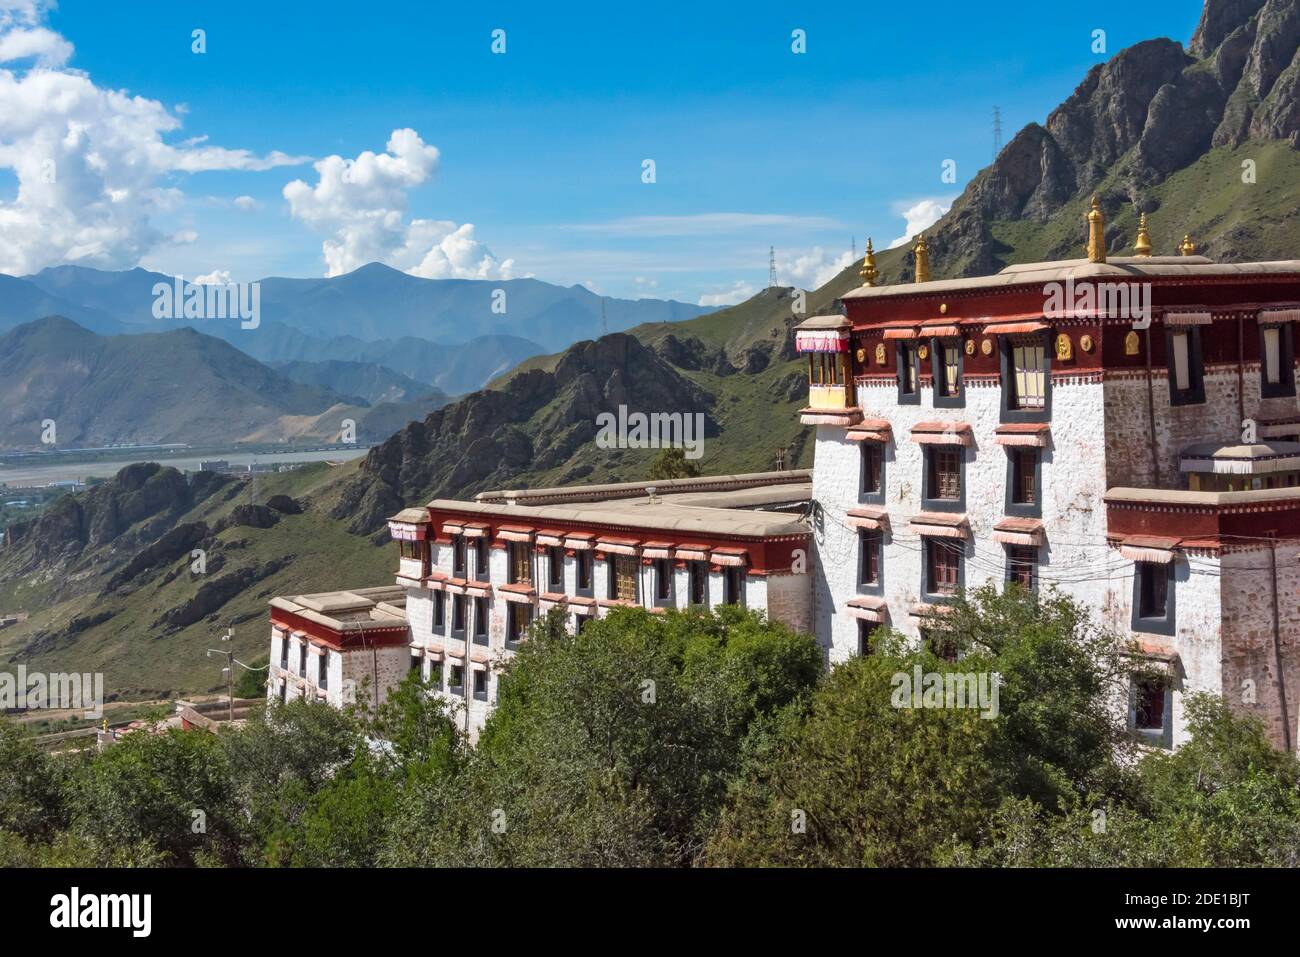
[206,627,262,721]
[768,246,778,288]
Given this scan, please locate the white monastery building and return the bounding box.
[271,204,1300,754]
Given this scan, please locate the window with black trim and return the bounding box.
[1008,337,1047,410]
[923,629,958,662]
[1005,447,1041,518]
[452,595,466,633]
[507,602,531,644]
[923,446,963,509]
[318,652,328,689]
[858,620,877,656]
[858,529,881,587]
[474,537,490,580]
[1131,560,1175,636]
[1261,323,1296,398]
[924,538,961,598]
[449,664,464,692]
[452,534,466,576]
[932,337,963,407]
[508,542,531,584]
[609,555,638,602]
[654,558,672,601]
[1005,544,1037,591]
[576,551,593,591]
[688,561,708,605]
[861,442,884,497]
[473,669,488,701]
[1166,327,1205,405]
[548,545,564,588]
[897,342,920,404]
[433,591,446,630]
[1130,675,1172,747]
[723,567,744,606]
[473,596,488,642]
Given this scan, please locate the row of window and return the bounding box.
[861,441,1041,517]
[277,637,329,689]
[409,656,491,701]
[857,528,1174,633]
[887,324,1297,412]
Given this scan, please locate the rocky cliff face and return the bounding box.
[332,333,717,533]
[920,0,1300,278]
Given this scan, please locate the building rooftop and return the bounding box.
[841,256,1300,300]
[426,470,813,539]
[270,586,407,631]
[1180,441,1300,475]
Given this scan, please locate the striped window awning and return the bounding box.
[847,419,892,444]
[994,423,1050,447]
[461,522,490,538]
[992,518,1045,547]
[1118,535,1180,564]
[675,544,711,562]
[497,525,535,543]
[596,537,640,556]
[983,320,1048,336]
[535,529,566,547]
[911,512,970,539]
[497,583,537,604]
[641,541,675,559]
[1259,417,1300,439]
[882,326,919,340]
[564,533,596,550]
[846,507,889,531]
[912,422,974,446]
[441,521,464,536]
[1165,310,1212,327]
[711,547,749,567]
[795,329,850,352]
[1259,307,1300,324]
[845,595,887,623]
[922,324,962,338]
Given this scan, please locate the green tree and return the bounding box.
[382,606,820,867]
[0,720,73,840]
[705,586,1134,866]
[234,657,269,699]
[648,447,701,480]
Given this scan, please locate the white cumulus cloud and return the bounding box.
[283,128,514,280]
[194,269,232,285]
[698,280,757,307]
[888,198,952,249]
[779,246,855,290]
[0,4,309,275]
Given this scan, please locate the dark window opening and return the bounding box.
[507,602,531,643]
[924,629,959,663]
[474,538,489,579]
[1006,545,1037,591]
[688,561,708,605]
[449,664,464,692]
[1138,561,1168,619]
[433,591,446,629]
[1134,677,1166,731]
[473,669,488,700]
[655,558,672,600]
[318,652,328,689]
[925,539,960,597]
[452,535,467,577]
[1011,449,1037,505]
[858,530,881,586]
[927,447,962,501]
[723,567,744,605]
[548,545,564,588]
[861,442,883,496]
[858,621,877,656]
[474,596,488,641]
[576,551,593,591]
[452,595,466,633]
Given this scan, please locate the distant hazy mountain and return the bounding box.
[18,263,707,392]
[0,317,358,450]
[274,359,446,406]
[0,274,126,336]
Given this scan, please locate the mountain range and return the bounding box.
[0,0,1295,697]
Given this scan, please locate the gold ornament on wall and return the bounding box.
[1055,333,1073,361]
[980,338,993,356]
[855,347,866,363]
[918,344,929,360]
[1124,330,1140,356]
[874,343,886,365]
[1080,334,1094,353]
[939,303,948,314]
[964,339,975,356]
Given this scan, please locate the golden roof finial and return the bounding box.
[1134,211,1152,258]
[912,233,930,284]
[1179,233,1197,256]
[1086,196,1106,264]
[859,237,879,286]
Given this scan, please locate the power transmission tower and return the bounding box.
[992,106,1003,161]
[768,246,778,287]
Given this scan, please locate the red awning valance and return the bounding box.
[796,330,850,352]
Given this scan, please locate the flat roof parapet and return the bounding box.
[473,469,812,507]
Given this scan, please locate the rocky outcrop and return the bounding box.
[928,0,1299,276]
[332,333,715,533]
[154,558,291,631]
[102,521,210,594]
[217,504,280,532]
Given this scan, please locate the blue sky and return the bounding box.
[1,0,1205,304]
